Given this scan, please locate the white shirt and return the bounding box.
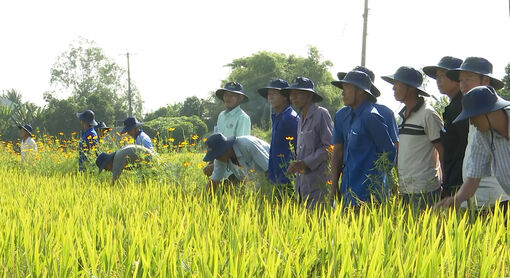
[20,137,37,162]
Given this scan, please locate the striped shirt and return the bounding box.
[465,108,510,196]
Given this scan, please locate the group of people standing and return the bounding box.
[202,56,510,211]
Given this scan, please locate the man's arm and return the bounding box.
[329,144,344,202]
[433,141,444,182]
[435,177,481,209]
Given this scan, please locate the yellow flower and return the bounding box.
[191,134,199,140]
[249,169,255,173]
[168,138,175,142]
[327,180,333,185]
[327,145,334,153]
[285,136,294,141]
[58,132,64,136]
[183,162,191,167]
[168,127,175,131]
[202,138,207,142]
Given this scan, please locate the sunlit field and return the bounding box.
[0,132,509,277]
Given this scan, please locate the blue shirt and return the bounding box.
[79,127,99,171]
[268,105,299,184]
[333,101,396,205]
[134,130,153,151]
[374,103,398,144]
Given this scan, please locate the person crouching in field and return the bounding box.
[436,86,510,210]
[284,77,332,208]
[96,144,154,184]
[77,110,99,172]
[258,79,299,190]
[18,124,37,164]
[330,70,396,207]
[122,117,153,151]
[203,133,269,192]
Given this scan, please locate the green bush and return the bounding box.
[143,116,208,145]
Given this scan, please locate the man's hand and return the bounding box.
[203,163,214,176]
[434,196,457,209]
[287,160,308,175]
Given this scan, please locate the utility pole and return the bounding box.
[361,0,369,66]
[125,52,133,116]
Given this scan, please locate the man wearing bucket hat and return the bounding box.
[283,77,332,208]
[330,70,396,207]
[381,67,444,208]
[96,122,112,138]
[445,57,509,209]
[335,66,398,144]
[258,79,299,187]
[436,86,510,209]
[77,109,99,172]
[96,144,154,184]
[18,124,37,163]
[203,82,252,180]
[423,56,469,198]
[121,116,153,151]
[203,133,269,191]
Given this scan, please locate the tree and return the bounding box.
[48,37,143,126]
[218,47,342,128]
[179,96,204,118]
[499,62,510,100]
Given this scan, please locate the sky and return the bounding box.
[0,0,509,114]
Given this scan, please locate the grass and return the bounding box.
[0,133,509,277]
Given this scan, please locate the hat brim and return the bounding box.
[423,66,443,79]
[76,112,98,126]
[257,87,285,98]
[336,72,381,97]
[98,152,116,174]
[331,80,375,98]
[446,69,505,90]
[203,136,236,162]
[281,88,323,102]
[121,122,144,134]
[216,89,249,103]
[18,125,33,137]
[381,75,430,97]
[453,97,510,123]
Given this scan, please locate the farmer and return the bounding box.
[335,66,399,145]
[76,109,99,172]
[121,116,153,151]
[96,144,154,184]
[444,57,509,209]
[258,79,299,187]
[203,133,269,191]
[330,70,396,207]
[436,86,510,209]
[381,67,444,208]
[203,81,251,183]
[423,56,468,198]
[284,77,332,208]
[18,124,37,163]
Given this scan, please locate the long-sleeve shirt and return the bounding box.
[134,130,153,151]
[79,127,99,171]
[333,101,396,205]
[210,136,269,182]
[112,144,154,181]
[20,137,37,163]
[294,104,332,203]
[268,105,299,184]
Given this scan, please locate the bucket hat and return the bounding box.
[335,66,380,97]
[121,117,144,134]
[423,56,463,79]
[446,57,504,90]
[381,66,430,97]
[331,70,375,98]
[76,110,98,126]
[203,133,236,162]
[257,79,289,98]
[18,124,34,137]
[453,85,510,123]
[96,152,116,174]
[216,82,249,103]
[282,77,323,102]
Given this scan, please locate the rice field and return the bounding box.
[0,133,509,277]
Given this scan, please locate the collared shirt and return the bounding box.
[20,137,37,163]
[268,105,299,184]
[112,144,154,181]
[79,127,99,171]
[465,107,510,196]
[397,97,443,194]
[374,103,399,144]
[216,105,251,137]
[210,136,270,182]
[333,101,396,205]
[134,130,153,151]
[215,105,251,179]
[441,92,469,190]
[294,104,332,199]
